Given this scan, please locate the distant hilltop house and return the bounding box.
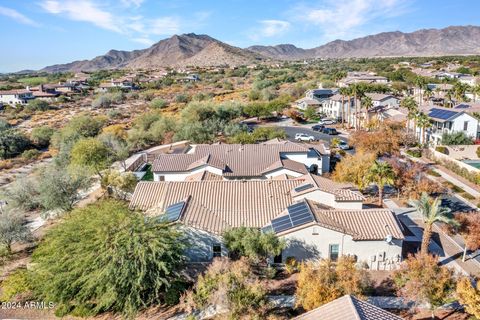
[129,174,405,269]
[0,89,35,106]
[177,74,201,83]
[98,77,135,92]
[150,140,330,181]
[337,72,388,87]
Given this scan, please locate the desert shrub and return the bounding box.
[296,256,372,311]
[25,99,50,112]
[91,94,112,108]
[183,258,269,318]
[30,126,54,148]
[150,98,167,109]
[285,257,298,274]
[477,147,480,158]
[175,94,189,103]
[441,131,474,145]
[21,149,41,160]
[0,269,32,302]
[435,146,448,154]
[462,192,475,200]
[406,148,422,158]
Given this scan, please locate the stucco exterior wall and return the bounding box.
[280,225,402,270]
[154,165,223,181]
[181,226,227,262]
[293,189,363,210]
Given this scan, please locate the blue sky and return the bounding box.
[0,0,479,72]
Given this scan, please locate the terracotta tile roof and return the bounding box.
[152,141,327,177]
[365,93,396,102]
[262,158,308,175]
[184,171,223,181]
[292,174,364,201]
[129,180,303,234]
[0,89,31,95]
[307,201,405,240]
[293,295,402,320]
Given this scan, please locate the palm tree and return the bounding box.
[338,87,348,127]
[423,87,433,103]
[472,83,480,103]
[414,77,426,106]
[453,82,468,103]
[409,193,459,255]
[416,112,432,145]
[367,160,396,206]
[401,97,418,136]
[445,90,453,108]
[361,95,373,129]
[350,84,364,131]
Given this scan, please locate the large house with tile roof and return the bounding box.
[130,174,405,269]
[293,295,402,320]
[151,141,330,181]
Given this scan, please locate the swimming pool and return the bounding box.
[462,160,480,169]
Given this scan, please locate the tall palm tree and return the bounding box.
[338,87,348,127]
[350,84,364,131]
[367,160,396,206]
[414,77,426,106]
[473,83,480,103]
[416,112,432,145]
[423,87,433,103]
[409,193,459,255]
[401,97,418,136]
[445,90,453,108]
[361,95,373,129]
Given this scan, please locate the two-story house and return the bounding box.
[0,89,35,106]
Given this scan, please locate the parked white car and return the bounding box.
[318,118,337,125]
[338,141,351,150]
[295,133,315,142]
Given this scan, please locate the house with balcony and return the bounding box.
[417,107,479,145]
[0,89,35,106]
[129,174,405,269]
[320,94,354,120]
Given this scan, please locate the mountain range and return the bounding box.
[41,26,480,73]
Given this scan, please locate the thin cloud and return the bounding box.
[132,37,154,46]
[293,0,408,40]
[120,0,144,8]
[249,19,290,41]
[40,0,121,33]
[150,17,181,35]
[0,6,39,27]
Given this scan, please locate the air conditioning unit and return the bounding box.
[377,252,386,262]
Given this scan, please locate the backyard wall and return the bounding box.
[429,148,480,174]
[443,145,480,160]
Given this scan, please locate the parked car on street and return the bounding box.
[318,118,337,125]
[322,128,338,135]
[338,141,351,150]
[311,124,325,132]
[295,133,315,142]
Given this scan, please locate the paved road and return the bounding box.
[282,126,348,144]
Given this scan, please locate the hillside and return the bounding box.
[40,26,480,72]
[41,33,265,72]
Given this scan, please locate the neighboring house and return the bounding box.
[320,94,354,120]
[129,175,405,268]
[459,75,478,86]
[295,88,337,111]
[178,74,200,82]
[151,141,330,181]
[295,97,322,111]
[293,295,402,320]
[0,89,35,106]
[29,84,61,101]
[305,88,338,100]
[365,93,399,108]
[415,106,480,144]
[337,72,388,87]
[98,77,135,92]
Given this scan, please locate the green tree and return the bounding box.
[0,127,31,159]
[400,97,418,136]
[36,164,91,213]
[70,138,112,178]
[31,200,186,317]
[416,112,432,145]
[30,126,55,148]
[223,227,284,264]
[361,95,373,128]
[409,193,459,255]
[304,106,317,120]
[367,160,396,205]
[0,207,32,254]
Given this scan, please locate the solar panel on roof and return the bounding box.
[288,202,315,227]
[271,215,293,233]
[428,108,457,120]
[294,183,314,192]
[164,201,185,222]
